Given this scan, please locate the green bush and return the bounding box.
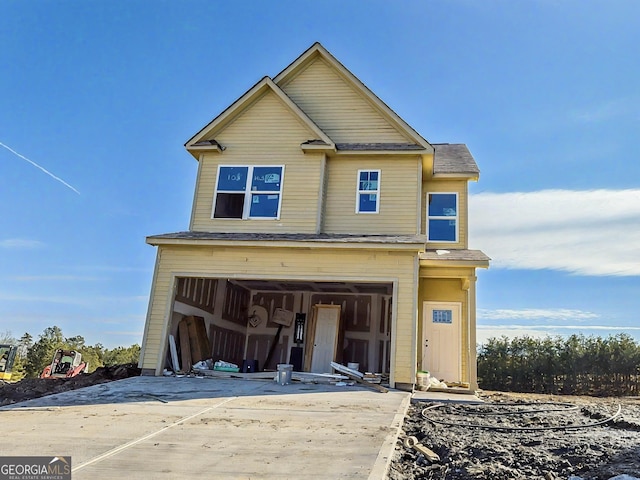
[478,333,640,396]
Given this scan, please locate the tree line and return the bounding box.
[478,333,640,396]
[2,326,140,381]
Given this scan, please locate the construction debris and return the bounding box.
[213,360,240,372]
[363,373,382,384]
[167,316,213,375]
[331,362,388,393]
[191,367,348,384]
[403,436,440,463]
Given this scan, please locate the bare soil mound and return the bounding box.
[389,391,640,480]
[0,364,141,406]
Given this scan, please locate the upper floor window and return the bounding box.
[427,192,458,242]
[213,165,284,219]
[356,170,380,214]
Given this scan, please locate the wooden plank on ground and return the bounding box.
[169,335,180,373]
[185,315,211,363]
[193,369,275,380]
[178,320,192,373]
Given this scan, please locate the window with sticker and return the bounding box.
[213,165,284,219]
[356,169,380,213]
[427,192,458,242]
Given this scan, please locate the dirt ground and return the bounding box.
[4,373,640,479]
[389,391,640,480]
[0,364,141,406]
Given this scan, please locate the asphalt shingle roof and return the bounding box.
[147,232,489,265]
[336,143,425,151]
[433,144,479,176]
[147,231,428,244]
[420,249,491,263]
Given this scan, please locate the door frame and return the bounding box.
[304,304,342,372]
[421,301,462,382]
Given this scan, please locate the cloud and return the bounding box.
[469,189,640,276]
[478,308,599,321]
[0,238,45,249]
[570,97,638,124]
[10,275,102,282]
[0,293,148,306]
[477,324,640,346]
[103,330,144,337]
[73,265,152,273]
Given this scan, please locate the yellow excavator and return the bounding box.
[0,344,18,382]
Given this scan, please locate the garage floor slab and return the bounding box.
[0,376,410,479]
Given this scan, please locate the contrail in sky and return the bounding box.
[0,141,81,195]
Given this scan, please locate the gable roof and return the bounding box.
[185,76,334,158]
[274,42,432,153]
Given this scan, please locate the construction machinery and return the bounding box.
[0,344,18,382]
[40,349,89,378]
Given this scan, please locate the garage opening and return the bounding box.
[166,277,393,376]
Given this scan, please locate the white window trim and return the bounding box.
[355,169,381,214]
[212,165,285,220]
[427,191,459,243]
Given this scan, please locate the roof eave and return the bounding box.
[186,144,224,154]
[432,172,480,181]
[147,236,426,251]
[420,258,490,269]
[335,149,429,156]
[301,143,337,153]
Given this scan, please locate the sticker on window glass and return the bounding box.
[218,167,248,191]
[433,310,453,324]
[252,167,282,191]
[428,194,457,217]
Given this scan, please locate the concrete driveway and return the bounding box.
[0,376,410,479]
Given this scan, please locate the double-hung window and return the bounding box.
[356,169,380,213]
[427,192,458,242]
[213,165,284,219]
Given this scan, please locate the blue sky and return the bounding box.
[1,1,639,348]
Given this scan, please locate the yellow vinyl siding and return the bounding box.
[281,57,411,144]
[191,90,323,233]
[140,245,418,385]
[422,179,468,248]
[323,156,420,235]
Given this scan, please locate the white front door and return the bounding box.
[422,302,462,383]
[310,305,341,373]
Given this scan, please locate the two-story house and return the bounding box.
[139,43,489,390]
